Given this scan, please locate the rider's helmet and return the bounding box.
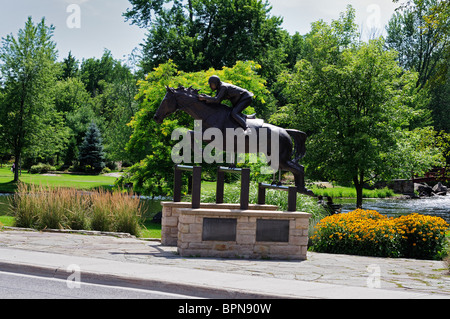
[208,75,221,90]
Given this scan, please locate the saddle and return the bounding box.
[244,114,264,128]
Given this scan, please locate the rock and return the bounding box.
[432,182,448,196]
[414,183,434,197]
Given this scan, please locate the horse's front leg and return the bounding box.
[188,129,217,163]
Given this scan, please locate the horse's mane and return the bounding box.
[171,86,230,113]
[172,85,200,96]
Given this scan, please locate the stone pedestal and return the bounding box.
[161,202,311,260]
[178,209,311,261]
[161,202,278,246]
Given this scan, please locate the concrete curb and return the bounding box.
[2,227,137,239]
[0,245,302,299]
[0,258,296,299]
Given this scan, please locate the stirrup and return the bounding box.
[243,128,253,135]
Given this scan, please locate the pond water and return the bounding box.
[336,196,450,223]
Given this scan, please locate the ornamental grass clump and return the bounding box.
[312,209,449,260]
[91,188,144,236]
[10,182,144,236]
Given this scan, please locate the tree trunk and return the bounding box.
[353,170,364,209]
[188,0,193,23]
[355,183,363,209]
[14,154,20,182]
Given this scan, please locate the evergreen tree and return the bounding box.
[78,122,106,174]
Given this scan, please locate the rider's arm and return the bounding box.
[203,86,226,104]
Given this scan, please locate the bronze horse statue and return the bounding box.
[154,86,313,195]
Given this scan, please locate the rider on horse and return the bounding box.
[199,76,254,134]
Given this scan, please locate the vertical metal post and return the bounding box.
[240,168,250,210]
[216,169,225,204]
[257,183,266,205]
[192,166,202,209]
[173,166,182,202]
[288,187,297,212]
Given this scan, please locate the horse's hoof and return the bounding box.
[297,188,315,196]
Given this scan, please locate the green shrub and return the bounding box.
[395,214,450,260]
[29,163,56,174]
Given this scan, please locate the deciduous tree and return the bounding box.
[124,0,285,83]
[273,34,441,208]
[0,17,62,181]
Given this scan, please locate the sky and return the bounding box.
[0,0,401,62]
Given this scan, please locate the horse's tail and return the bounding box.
[286,129,307,162]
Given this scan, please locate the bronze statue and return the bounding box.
[199,76,253,134]
[154,86,313,195]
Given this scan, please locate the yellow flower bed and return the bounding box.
[312,209,449,259]
[395,213,449,259]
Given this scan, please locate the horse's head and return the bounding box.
[154,87,178,124]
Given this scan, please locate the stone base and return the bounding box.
[177,208,311,260]
[161,202,278,246]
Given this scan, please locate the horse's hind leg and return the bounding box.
[280,160,313,196]
[281,160,304,191]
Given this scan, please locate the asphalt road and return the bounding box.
[0,271,197,299]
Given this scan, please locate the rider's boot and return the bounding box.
[232,113,252,135]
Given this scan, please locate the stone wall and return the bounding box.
[161,202,278,246]
[177,208,311,260]
[376,179,414,195]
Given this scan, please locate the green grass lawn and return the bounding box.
[141,220,163,238]
[308,184,399,199]
[0,215,14,227]
[0,167,117,193]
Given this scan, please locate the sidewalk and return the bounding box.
[0,229,448,299]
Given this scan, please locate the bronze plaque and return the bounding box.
[256,219,290,242]
[202,218,237,241]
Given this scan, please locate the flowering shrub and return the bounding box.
[312,209,449,260]
[395,214,449,260]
